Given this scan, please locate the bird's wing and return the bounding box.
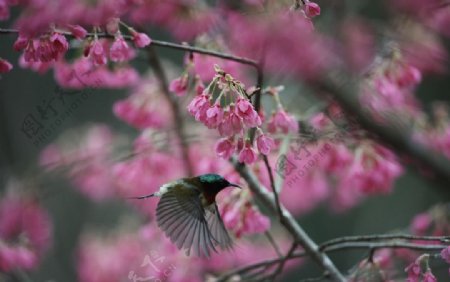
[156,184,217,258]
[205,203,234,251]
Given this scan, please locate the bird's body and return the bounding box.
[129,174,240,257]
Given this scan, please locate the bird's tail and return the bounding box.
[127,193,155,200]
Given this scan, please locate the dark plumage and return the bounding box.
[128,174,241,257]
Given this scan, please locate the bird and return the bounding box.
[128,173,241,258]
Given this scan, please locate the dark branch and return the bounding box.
[232,158,346,282]
[146,46,194,176]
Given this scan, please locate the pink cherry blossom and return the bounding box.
[49,32,69,57]
[39,125,118,201]
[441,246,450,263]
[13,34,29,51]
[0,58,13,73]
[304,1,321,18]
[411,213,432,235]
[220,190,270,237]
[0,196,52,272]
[235,98,261,128]
[19,54,52,74]
[88,39,107,65]
[169,76,188,96]
[218,108,243,136]
[256,134,274,155]
[345,145,403,195]
[0,1,10,20]
[238,143,258,164]
[405,261,421,282]
[54,57,139,89]
[131,30,152,48]
[110,36,134,62]
[205,104,224,129]
[113,79,170,129]
[68,25,87,39]
[388,64,422,88]
[187,93,210,122]
[215,138,235,159]
[268,109,299,134]
[423,270,437,282]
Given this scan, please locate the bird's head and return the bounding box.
[198,174,241,191]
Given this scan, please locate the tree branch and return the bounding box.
[216,234,449,281]
[319,234,450,251]
[146,46,194,176]
[317,73,450,195]
[231,158,346,282]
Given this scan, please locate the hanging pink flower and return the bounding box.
[131,30,152,48]
[49,32,69,57]
[235,98,261,128]
[256,134,274,155]
[239,143,258,164]
[422,270,437,282]
[187,93,210,122]
[221,191,270,238]
[0,196,52,272]
[405,261,421,282]
[218,109,243,136]
[88,40,107,65]
[205,104,224,129]
[268,110,298,134]
[0,58,13,73]
[169,76,188,96]
[110,36,134,62]
[410,213,432,235]
[304,2,321,18]
[441,246,450,263]
[13,35,29,51]
[68,25,87,39]
[215,138,236,159]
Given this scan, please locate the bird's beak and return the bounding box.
[229,183,241,189]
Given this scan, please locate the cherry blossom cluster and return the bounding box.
[277,105,404,213]
[12,22,150,65]
[0,193,52,272]
[76,221,297,282]
[405,255,437,282]
[186,65,265,163]
[113,77,172,129]
[361,56,423,120]
[186,65,298,164]
[219,189,270,238]
[39,125,119,201]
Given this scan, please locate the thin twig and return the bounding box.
[323,241,447,252]
[216,236,449,281]
[269,243,298,281]
[262,155,283,219]
[265,231,283,258]
[319,234,450,251]
[146,46,194,176]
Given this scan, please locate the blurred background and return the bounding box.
[1,0,450,281]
